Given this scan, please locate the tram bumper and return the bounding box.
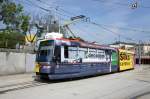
[48,73,80,80]
[37,66,54,79]
[36,65,81,80]
[40,66,52,73]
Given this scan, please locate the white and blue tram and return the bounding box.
[35,33,119,80]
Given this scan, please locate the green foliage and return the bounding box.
[0,0,3,4]
[0,0,30,33]
[0,0,30,48]
[0,30,25,48]
[21,15,30,33]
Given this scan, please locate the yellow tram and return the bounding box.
[119,49,135,71]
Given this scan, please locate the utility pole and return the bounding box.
[138,40,141,66]
[118,34,121,48]
[55,6,61,33]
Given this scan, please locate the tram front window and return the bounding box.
[36,40,54,62]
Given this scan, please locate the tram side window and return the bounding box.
[64,46,78,59]
[54,46,61,62]
[97,49,105,59]
[105,50,111,61]
[78,47,88,58]
[68,47,78,59]
[64,46,68,58]
[88,48,97,59]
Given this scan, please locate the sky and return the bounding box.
[12,0,150,44]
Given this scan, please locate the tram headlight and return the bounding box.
[43,66,51,69]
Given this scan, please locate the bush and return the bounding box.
[0,30,25,48]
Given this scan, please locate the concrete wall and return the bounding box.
[0,52,36,76]
[25,53,36,72]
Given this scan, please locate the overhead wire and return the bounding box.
[29,0,150,34]
[35,0,77,16]
[96,24,150,34]
[87,21,136,42]
[71,24,100,39]
[25,0,71,19]
[16,0,149,42]
[41,3,147,41]
[16,0,74,25]
[93,0,150,9]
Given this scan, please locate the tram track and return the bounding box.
[0,80,48,94]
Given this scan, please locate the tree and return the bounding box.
[0,0,30,32]
[0,30,24,48]
[0,0,30,48]
[21,15,30,34]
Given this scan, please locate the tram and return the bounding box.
[34,33,134,80]
[119,49,134,71]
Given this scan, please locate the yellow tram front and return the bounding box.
[119,49,135,71]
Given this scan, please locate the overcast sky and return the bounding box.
[13,0,150,44]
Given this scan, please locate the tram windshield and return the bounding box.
[36,40,54,62]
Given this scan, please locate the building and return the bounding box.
[109,42,135,52]
[135,43,150,56]
[109,41,150,64]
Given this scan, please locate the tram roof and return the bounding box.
[42,38,118,51]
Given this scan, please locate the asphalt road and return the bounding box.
[0,65,150,99]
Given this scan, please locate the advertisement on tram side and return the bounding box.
[119,49,134,71]
[111,51,118,66]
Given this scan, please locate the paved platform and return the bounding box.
[0,65,150,99]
